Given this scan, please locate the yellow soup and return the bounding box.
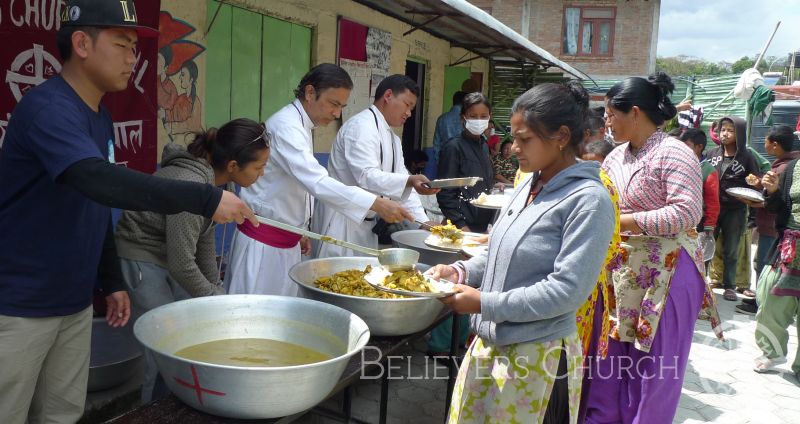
[174,338,331,367]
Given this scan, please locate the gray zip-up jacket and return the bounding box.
[457,161,615,346]
[115,143,222,297]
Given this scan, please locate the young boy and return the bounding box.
[706,116,763,301]
[679,129,720,234]
[581,139,615,163]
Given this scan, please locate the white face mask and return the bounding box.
[465,119,490,136]
[488,128,496,136]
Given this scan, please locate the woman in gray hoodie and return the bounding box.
[428,81,615,424]
[115,118,269,402]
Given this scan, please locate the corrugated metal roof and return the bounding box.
[581,75,747,131]
[690,75,747,128]
[490,60,566,129]
[351,0,588,78]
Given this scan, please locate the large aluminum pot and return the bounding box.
[133,295,369,419]
[290,257,446,336]
[391,229,461,266]
[88,317,142,392]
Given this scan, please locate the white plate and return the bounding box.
[424,234,487,253]
[726,187,764,203]
[363,267,457,298]
[470,194,510,210]
[461,244,488,258]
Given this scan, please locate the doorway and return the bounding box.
[403,59,426,160]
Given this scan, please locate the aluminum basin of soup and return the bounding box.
[133,295,370,419]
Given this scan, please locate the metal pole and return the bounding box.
[754,21,782,70]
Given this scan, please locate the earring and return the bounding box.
[559,144,564,151]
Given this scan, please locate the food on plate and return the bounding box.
[314,266,434,298]
[430,220,464,244]
[472,193,508,208]
[745,174,760,186]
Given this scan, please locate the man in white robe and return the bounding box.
[226,64,412,296]
[313,74,437,258]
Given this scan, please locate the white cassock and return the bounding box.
[312,105,428,258]
[225,100,376,296]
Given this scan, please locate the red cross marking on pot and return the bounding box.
[173,365,226,405]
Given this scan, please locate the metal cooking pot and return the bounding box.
[391,229,462,266]
[133,295,370,419]
[88,317,142,392]
[289,257,445,336]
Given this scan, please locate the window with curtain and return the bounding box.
[562,7,615,57]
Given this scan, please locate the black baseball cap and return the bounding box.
[61,0,158,38]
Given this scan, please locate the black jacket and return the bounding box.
[436,131,495,231]
[705,115,762,210]
[763,158,799,264]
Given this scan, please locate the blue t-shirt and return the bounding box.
[0,76,112,317]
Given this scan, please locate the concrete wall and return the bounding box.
[469,0,659,79]
[157,0,489,155]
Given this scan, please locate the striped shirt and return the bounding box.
[602,130,702,236]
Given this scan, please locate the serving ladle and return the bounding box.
[254,216,420,271]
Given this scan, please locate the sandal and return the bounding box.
[753,355,787,373]
[708,280,722,289]
[737,288,756,297]
[723,289,738,301]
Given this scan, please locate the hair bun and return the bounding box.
[648,72,675,98]
[648,72,676,120]
[205,127,218,145]
[564,79,590,110]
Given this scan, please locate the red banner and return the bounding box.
[0,0,159,173]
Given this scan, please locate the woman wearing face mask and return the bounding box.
[436,92,495,233]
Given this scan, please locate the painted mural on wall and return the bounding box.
[0,0,160,173]
[157,11,205,144]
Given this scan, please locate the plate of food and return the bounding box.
[423,221,486,252]
[726,187,764,203]
[363,266,456,298]
[461,243,488,258]
[425,177,483,189]
[470,193,510,210]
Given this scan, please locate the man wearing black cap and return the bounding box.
[0,1,258,421]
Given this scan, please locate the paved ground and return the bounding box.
[304,292,799,424]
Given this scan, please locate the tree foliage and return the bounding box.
[657,54,791,77]
[656,55,729,76]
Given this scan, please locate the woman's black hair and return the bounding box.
[294,63,354,100]
[606,71,677,125]
[182,60,199,104]
[765,124,797,152]
[461,92,492,115]
[511,80,590,151]
[187,118,268,171]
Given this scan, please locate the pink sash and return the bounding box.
[238,220,301,249]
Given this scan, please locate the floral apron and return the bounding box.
[607,232,723,352]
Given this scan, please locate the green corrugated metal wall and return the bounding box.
[489,60,566,130]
